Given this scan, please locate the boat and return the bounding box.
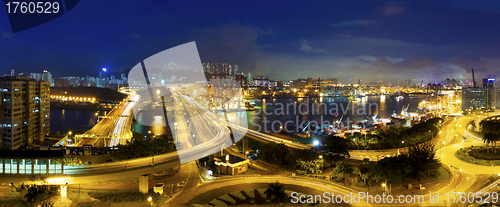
[390,92,404,101]
[245,100,256,111]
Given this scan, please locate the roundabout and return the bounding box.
[456,146,500,167]
[436,112,500,175]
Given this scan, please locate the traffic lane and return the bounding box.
[441,142,500,174]
[181,182,351,206]
[68,163,190,190]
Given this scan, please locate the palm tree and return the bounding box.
[484,133,498,153]
[483,133,494,153]
[481,121,500,153]
[264,181,288,203]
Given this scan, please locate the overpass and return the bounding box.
[72,90,138,148]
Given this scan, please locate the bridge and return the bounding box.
[71,90,138,148]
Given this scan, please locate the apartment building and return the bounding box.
[0,76,50,149]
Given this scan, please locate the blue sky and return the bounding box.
[1,0,500,84]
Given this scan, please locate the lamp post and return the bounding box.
[156,90,160,102]
[148,196,153,207]
[319,155,323,171]
[174,122,178,142]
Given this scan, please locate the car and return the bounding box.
[248,154,257,160]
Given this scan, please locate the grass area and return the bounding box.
[349,166,450,192]
[470,130,484,138]
[67,189,168,207]
[67,189,95,202]
[6,191,20,197]
[455,146,500,166]
[0,197,25,207]
[434,166,451,180]
[466,175,497,192]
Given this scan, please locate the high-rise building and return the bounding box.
[484,76,496,111]
[462,88,487,111]
[0,76,50,149]
[42,70,53,86]
[484,77,495,88]
[10,70,14,77]
[247,72,253,86]
[233,65,238,76]
[30,73,42,81]
[462,76,496,112]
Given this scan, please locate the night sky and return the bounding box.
[1,0,500,84]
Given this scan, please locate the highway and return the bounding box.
[74,90,138,148]
[4,89,232,185]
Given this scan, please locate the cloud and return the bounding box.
[381,1,405,15]
[393,55,437,70]
[330,20,379,28]
[382,5,405,15]
[335,31,352,39]
[125,33,144,40]
[192,24,492,83]
[299,40,327,53]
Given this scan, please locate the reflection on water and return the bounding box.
[246,95,426,132]
[50,109,101,133]
[50,95,427,136]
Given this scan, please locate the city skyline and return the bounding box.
[1,1,500,204]
[2,1,500,83]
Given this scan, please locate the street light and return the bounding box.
[147,196,153,207]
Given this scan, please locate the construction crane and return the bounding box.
[472,68,478,88]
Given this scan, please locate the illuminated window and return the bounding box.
[25,159,32,175]
[11,159,17,174]
[19,159,25,174]
[40,159,47,174]
[4,159,10,174]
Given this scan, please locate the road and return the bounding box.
[170,176,364,206]
[0,89,233,185]
[66,162,197,191]
[74,90,138,147]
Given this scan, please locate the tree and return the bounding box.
[484,133,497,153]
[335,162,354,176]
[264,181,288,203]
[481,121,500,153]
[297,159,323,175]
[405,142,440,180]
[318,135,350,158]
[111,133,176,161]
[483,133,494,153]
[258,142,290,166]
[12,183,57,206]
